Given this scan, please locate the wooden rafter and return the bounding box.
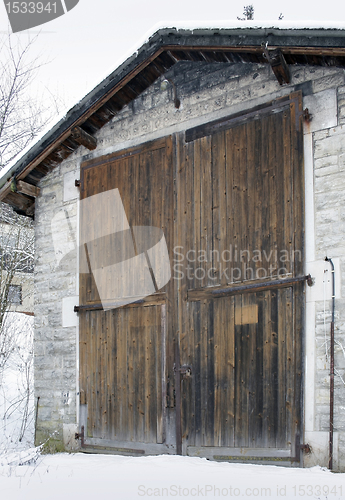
[263,48,291,85]
[16,180,40,198]
[71,126,97,151]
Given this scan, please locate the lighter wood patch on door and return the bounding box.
[235,304,258,325]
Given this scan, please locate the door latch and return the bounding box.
[174,364,192,378]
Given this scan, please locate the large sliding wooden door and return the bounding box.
[78,92,305,462]
[78,137,173,453]
[177,92,304,462]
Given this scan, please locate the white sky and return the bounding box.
[1,0,345,111]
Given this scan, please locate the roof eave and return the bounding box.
[1,25,345,215]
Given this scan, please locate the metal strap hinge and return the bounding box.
[75,425,85,447]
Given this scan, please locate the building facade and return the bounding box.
[1,25,345,470]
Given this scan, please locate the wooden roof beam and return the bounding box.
[264,47,291,85]
[4,192,34,213]
[71,126,97,151]
[26,201,35,217]
[16,180,40,198]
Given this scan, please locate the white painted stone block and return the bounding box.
[63,170,80,202]
[303,431,338,468]
[306,258,341,303]
[303,89,337,134]
[62,295,78,327]
[63,423,79,451]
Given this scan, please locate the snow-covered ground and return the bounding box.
[0,313,34,454]
[0,450,344,500]
[1,315,344,500]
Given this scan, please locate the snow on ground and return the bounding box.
[0,313,34,454]
[1,317,343,500]
[0,450,344,500]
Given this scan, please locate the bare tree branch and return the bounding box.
[0,34,56,169]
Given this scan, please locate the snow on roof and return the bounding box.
[1,20,345,187]
[153,20,345,32]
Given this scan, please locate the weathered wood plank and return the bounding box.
[261,114,270,280]
[268,113,278,278]
[240,294,250,448]
[193,139,201,291]
[231,125,241,285]
[16,180,40,198]
[227,296,236,447]
[215,131,227,286]
[217,297,226,447]
[262,290,271,449]
[292,92,304,277]
[253,118,262,281]
[225,127,235,285]
[239,123,248,283]
[282,108,293,276]
[213,297,222,446]
[248,293,258,447]
[144,309,151,443]
[193,301,202,447]
[3,192,33,212]
[105,311,113,440]
[161,136,174,416]
[269,289,279,447]
[206,300,214,445]
[199,300,206,446]
[175,132,186,454]
[233,294,242,446]
[277,288,287,448]
[157,305,165,444]
[294,282,304,454]
[127,308,135,441]
[246,121,256,283]
[199,137,211,288]
[71,126,97,150]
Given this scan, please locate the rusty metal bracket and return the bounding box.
[174,363,192,378]
[300,443,312,454]
[290,434,311,462]
[307,274,315,287]
[75,179,81,187]
[303,108,312,123]
[75,425,85,447]
[296,108,312,125]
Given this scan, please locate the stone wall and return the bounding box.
[34,59,345,468]
[34,157,79,452]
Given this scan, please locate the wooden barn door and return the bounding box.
[177,93,305,463]
[78,137,173,454]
